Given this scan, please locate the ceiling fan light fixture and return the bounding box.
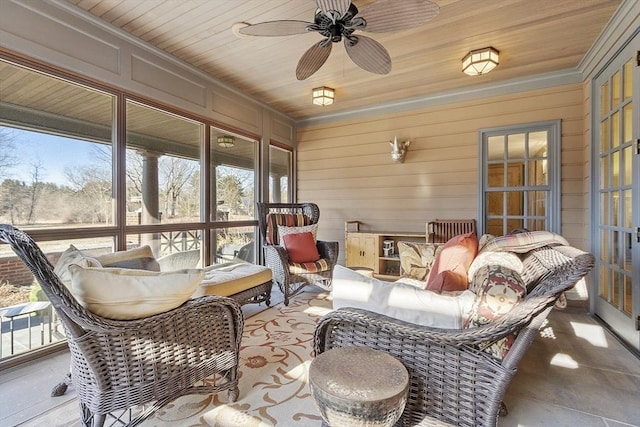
[312,86,335,106]
[462,47,499,76]
[217,135,235,148]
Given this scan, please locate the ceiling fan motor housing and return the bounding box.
[314,4,363,43]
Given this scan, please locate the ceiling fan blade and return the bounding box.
[316,0,351,19]
[238,20,314,36]
[345,35,392,75]
[357,0,440,33]
[296,41,332,80]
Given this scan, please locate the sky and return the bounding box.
[1,127,99,185]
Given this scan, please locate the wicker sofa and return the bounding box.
[317,232,595,427]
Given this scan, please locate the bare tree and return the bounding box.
[0,128,17,179]
[160,157,197,217]
[126,149,143,196]
[25,160,44,224]
[64,163,112,224]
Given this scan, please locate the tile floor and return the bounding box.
[0,299,639,427]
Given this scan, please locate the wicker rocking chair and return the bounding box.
[257,202,339,305]
[0,225,244,427]
[314,243,595,427]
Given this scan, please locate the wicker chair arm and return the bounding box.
[70,296,244,393]
[317,240,339,263]
[315,307,519,354]
[263,244,291,284]
[263,244,289,266]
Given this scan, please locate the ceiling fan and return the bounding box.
[237,0,440,80]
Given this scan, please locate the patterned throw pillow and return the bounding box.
[265,213,310,244]
[478,234,496,252]
[277,223,318,244]
[480,230,569,253]
[397,241,443,281]
[467,251,523,285]
[465,264,526,359]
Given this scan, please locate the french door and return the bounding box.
[592,33,639,351]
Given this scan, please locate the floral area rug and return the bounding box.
[24,290,333,427]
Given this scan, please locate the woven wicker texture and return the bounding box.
[257,203,339,305]
[0,224,244,427]
[314,243,594,427]
[229,280,272,306]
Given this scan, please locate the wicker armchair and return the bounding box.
[314,244,594,427]
[257,202,339,305]
[0,225,243,427]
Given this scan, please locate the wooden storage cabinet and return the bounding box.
[345,222,424,280]
[345,233,377,270]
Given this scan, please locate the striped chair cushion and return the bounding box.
[289,258,331,274]
[266,213,311,245]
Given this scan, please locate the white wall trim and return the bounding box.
[578,0,640,79]
[296,69,582,128]
[46,0,293,123]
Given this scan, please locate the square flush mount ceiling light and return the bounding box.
[312,86,335,106]
[462,47,499,76]
[217,135,235,148]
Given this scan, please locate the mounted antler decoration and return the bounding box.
[390,136,410,163]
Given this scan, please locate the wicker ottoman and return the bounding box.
[309,347,409,427]
[192,261,272,306]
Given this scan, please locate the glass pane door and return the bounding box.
[593,35,639,350]
[480,121,560,235]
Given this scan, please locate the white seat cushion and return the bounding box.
[69,265,203,320]
[332,265,475,329]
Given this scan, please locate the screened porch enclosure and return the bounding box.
[0,57,291,362]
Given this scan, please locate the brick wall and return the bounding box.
[0,253,62,286]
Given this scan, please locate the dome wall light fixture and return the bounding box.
[217,135,235,148]
[312,86,335,106]
[462,47,499,76]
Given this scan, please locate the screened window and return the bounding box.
[0,61,115,229]
[0,55,267,363]
[479,121,560,235]
[269,145,292,203]
[210,129,257,263]
[126,101,202,228]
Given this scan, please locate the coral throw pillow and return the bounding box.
[282,232,320,263]
[425,232,479,292]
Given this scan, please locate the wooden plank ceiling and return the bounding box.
[63,0,622,121]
